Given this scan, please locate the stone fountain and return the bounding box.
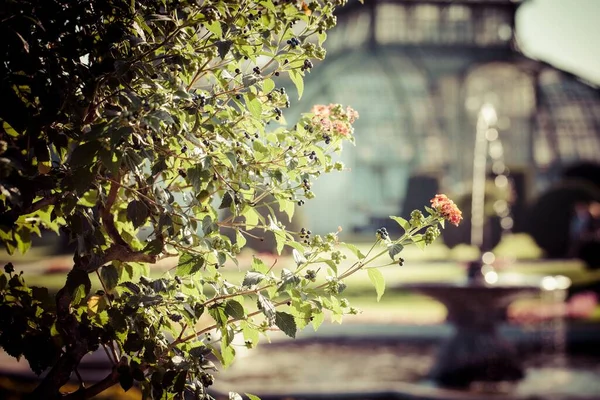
[207,104,600,399]
[400,104,571,389]
[402,262,571,389]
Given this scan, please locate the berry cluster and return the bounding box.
[287,37,300,48]
[200,372,214,387]
[302,178,311,190]
[410,210,425,228]
[302,59,313,71]
[424,226,441,245]
[252,66,261,75]
[274,107,282,120]
[330,250,346,264]
[299,227,312,244]
[304,269,317,282]
[192,93,207,107]
[168,313,183,322]
[376,227,389,240]
[243,131,259,142]
[325,278,347,295]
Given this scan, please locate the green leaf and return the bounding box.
[387,243,404,260]
[99,147,121,176]
[66,269,91,302]
[35,205,62,234]
[252,140,268,155]
[225,152,238,170]
[412,234,427,250]
[242,74,260,88]
[278,268,300,292]
[205,21,223,38]
[286,241,305,254]
[243,207,259,227]
[224,300,245,319]
[263,78,275,93]
[367,268,385,302]
[235,229,247,248]
[219,192,234,209]
[318,31,327,46]
[242,271,265,287]
[143,239,163,256]
[257,294,276,323]
[274,311,296,338]
[289,69,304,100]
[342,243,365,259]
[72,284,87,305]
[208,305,228,328]
[70,141,100,167]
[278,198,295,222]
[229,393,243,400]
[324,259,337,275]
[245,394,262,400]
[241,321,259,348]
[100,264,119,291]
[311,310,325,331]
[190,345,212,360]
[250,257,269,274]
[14,225,31,254]
[275,231,285,255]
[390,216,410,232]
[245,94,263,119]
[216,40,233,59]
[126,200,149,228]
[176,253,205,276]
[292,249,306,266]
[220,341,235,368]
[187,165,211,192]
[118,369,134,392]
[202,215,218,235]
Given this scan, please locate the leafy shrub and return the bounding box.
[0,1,459,398]
[527,180,600,258]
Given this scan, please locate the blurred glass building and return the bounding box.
[297,0,600,235]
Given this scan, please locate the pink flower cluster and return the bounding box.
[310,104,359,137]
[430,194,462,226]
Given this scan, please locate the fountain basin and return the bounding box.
[211,323,600,400]
[395,272,570,387]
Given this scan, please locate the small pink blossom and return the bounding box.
[333,120,351,137]
[313,117,332,131]
[311,104,330,117]
[346,107,359,123]
[430,194,462,226]
[308,104,358,137]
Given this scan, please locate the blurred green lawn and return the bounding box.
[3,233,600,322]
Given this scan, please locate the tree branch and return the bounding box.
[26,194,60,214]
[75,244,157,273]
[26,341,89,400]
[62,368,120,400]
[99,173,128,248]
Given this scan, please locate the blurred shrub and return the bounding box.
[527,179,600,259]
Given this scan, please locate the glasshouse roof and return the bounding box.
[292,0,600,233]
